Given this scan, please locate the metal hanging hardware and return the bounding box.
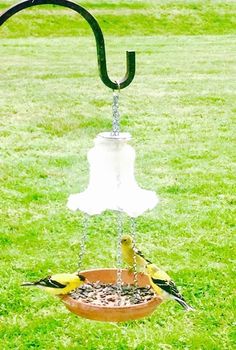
[130,217,138,288]
[111,89,120,136]
[0,0,136,90]
[77,213,89,270]
[116,211,123,305]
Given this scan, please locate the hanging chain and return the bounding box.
[116,211,123,305]
[131,217,138,289]
[77,213,89,271]
[111,87,120,136]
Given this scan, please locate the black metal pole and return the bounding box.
[0,0,135,90]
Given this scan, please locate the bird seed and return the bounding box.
[69,282,155,306]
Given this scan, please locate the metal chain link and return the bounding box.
[111,89,120,136]
[77,213,89,270]
[116,211,123,305]
[130,217,141,305]
[131,217,138,288]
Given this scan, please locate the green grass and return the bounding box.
[1,0,236,37]
[0,1,236,349]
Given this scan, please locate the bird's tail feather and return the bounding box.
[21,282,36,286]
[175,297,194,311]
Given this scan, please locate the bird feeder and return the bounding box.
[1,0,162,322]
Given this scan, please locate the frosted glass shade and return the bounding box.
[67,132,158,217]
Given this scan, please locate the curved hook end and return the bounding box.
[116,51,136,90]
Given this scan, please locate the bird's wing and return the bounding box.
[151,278,185,301]
[133,246,152,263]
[36,276,67,289]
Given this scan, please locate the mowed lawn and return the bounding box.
[0,1,235,349]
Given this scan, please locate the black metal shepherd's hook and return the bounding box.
[0,0,135,90]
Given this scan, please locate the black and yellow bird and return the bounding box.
[22,272,87,295]
[121,234,152,272]
[146,263,194,311]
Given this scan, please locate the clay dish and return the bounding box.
[60,268,162,322]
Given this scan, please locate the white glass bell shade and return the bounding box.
[67,132,158,217]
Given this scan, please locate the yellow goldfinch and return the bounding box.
[146,263,194,311]
[121,234,152,271]
[22,272,87,295]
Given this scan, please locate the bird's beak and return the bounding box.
[77,273,86,281]
[77,273,89,283]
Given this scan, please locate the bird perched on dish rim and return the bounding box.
[145,263,194,311]
[22,272,87,295]
[121,234,152,272]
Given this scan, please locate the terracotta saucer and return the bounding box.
[60,268,162,322]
